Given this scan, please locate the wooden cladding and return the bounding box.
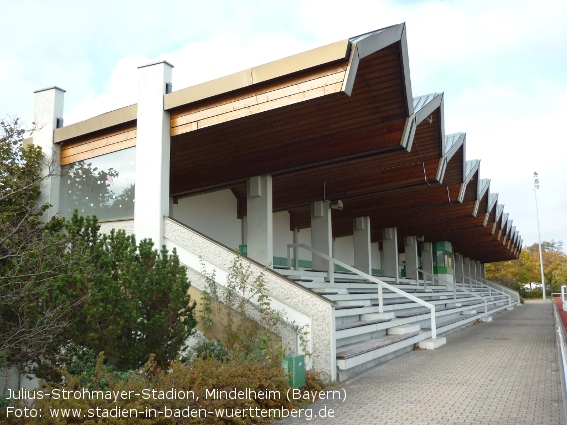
[60,125,136,166]
[170,62,348,137]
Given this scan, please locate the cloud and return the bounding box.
[4,0,566,249]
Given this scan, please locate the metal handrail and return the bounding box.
[481,277,521,304]
[287,243,437,339]
[418,268,488,317]
[552,300,567,423]
[467,277,513,307]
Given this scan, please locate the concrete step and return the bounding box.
[336,317,393,331]
[337,331,420,362]
[388,324,420,335]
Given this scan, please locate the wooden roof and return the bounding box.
[51,23,521,263]
[164,24,520,262]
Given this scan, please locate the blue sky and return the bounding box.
[1,0,566,250]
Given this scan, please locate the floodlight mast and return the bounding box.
[533,171,546,301]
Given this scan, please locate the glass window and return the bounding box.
[445,253,453,269]
[436,251,445,267]
[60,147,135,221]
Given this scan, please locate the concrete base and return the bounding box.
[446,302,462,308]
[417,337,447,350]
[335,300,371,307]
[336,343,415,382]
[388,324,420,335]
[506,307,514,311]
[361,312,395,321]
[479,316,493,322]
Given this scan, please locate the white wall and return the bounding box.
[371,242,381,272]
[333,236,354,266]
[172,190,242,251]
[273,211,293,259]
[297,228,312,263]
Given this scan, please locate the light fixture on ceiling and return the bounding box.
[425,115,433,124]
[330,200,344,210]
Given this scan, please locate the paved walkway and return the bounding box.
[281,300,564,424]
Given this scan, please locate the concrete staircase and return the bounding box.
[275,267,518,381]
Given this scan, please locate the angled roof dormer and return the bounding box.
[473,179,490,217]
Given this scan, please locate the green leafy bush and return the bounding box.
[38,212,197,374]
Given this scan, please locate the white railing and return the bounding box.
[418,268,488,317]
[466,277,513,307]
[481,277,521,305]
[287,243,438,339]
[552,300,567,423]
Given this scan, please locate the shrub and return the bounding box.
[20,353,320,425]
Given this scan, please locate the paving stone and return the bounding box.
[279,300,565,424]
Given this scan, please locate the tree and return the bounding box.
[40,213,197,372]
[525,241,567,292]
[0,117,72,368]
[1,117,197,376]
[487,241,567,295]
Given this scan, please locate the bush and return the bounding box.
[17,352,323,425]
[39,212,197,374]
[523,288,543,299]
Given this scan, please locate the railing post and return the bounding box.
[378,283,384,313]
[430,306,436,339]
[453,277,457,301]
[484,299,488,317]
[328,261,334,285]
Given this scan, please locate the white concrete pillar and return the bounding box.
[371,242,381,275]
[404,236,419,280]
[311,200,332,271]
[463,257,471,284]
[475,261,482,280]
[293,228,299,269]
[422,242,434,283]
[353,216,371,275]
[382,227,399,280]
[481,263,486,279]
[246,175,273,266]
[241,216,248,245]
[470,260,477,281]
[454,253,464,284]
[33,86,65,221]
[134,61,173,244]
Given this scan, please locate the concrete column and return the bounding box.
[33,86,65,221]
[422,242,434,283]
[293,228,299,269]
[475,261,482,280]
[470,260,477,281]
[241,216,248,246]
[134,61,173,244]
[463,257,471,284]
[404,236,418,280]
[454,253,464,284]
[311,200,332,271]
[246,175,273,266]
[371,242,381,275]
[382,227,399,281]
[353,216,371,275]
[481,263,486,279]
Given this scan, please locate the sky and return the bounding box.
[1,0,566,250]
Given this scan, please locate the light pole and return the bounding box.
[533,172,546,301]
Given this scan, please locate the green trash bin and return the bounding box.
[282,354,305,388]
